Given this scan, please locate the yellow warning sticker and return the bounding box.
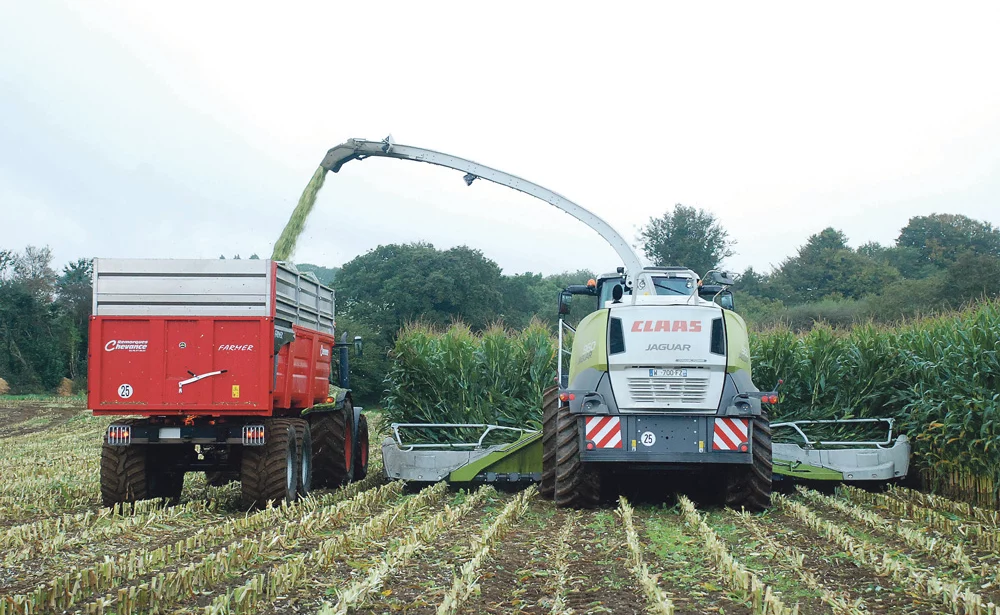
[232,385,240,399]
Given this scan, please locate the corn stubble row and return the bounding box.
[434,486,537,615]
[797,486,975,574]
[678,496,798,615]
[729,509,866,615]
[317,485,497,615]
[752,301,1000,496]
[0,472,393,615]
[199,481,449,615]
[617,497,675,615]
[776,494,998,615]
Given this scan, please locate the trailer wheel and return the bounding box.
[353,414,370,481]
[291,419,313,497]
[539,386,559,499]
[241,419,298,509]
[100,443,149,507]
[311,404,354,487]
[554,402,601,508]
[723,414,773,512]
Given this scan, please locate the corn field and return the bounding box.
[383,320,556,434]
[5,399,1000,614]
[751,300,1000,503]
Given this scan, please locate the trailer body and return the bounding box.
[88,259,367,508]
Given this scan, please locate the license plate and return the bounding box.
[649,368,688,378]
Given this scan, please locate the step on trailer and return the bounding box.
[89,258,368,508]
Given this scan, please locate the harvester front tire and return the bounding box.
[241,419,298,509]
[353,414,370,481]
[311,404,354,487]
[539,386,559,499]
[723,415,773,512]
[101,443,149,507]
[554,403,600,508]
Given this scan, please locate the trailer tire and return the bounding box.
[241,419,298,509]
[292,419,313,497]
[723,414,773,512]
[354,414,370,481]
[554,403,600,508]
[311,404,354,487]
[101,443,150,507]
[539,386,559,499]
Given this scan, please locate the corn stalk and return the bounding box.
[549,514,577,615]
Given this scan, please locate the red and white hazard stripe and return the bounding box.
[585,416,623,449]
[713,418,750,451]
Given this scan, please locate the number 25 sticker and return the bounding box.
[118,384,133,399]
[640,431,656,446]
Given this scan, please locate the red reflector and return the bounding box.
[586,441,596,450]
[769,395,778,404]
[326,396,334,403]
[559,393,576,402]
[739,443,749,452]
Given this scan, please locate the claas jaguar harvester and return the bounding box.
[88,259,369,508]
[319,136,778,510]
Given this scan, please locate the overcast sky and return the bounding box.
[2,1,999,278]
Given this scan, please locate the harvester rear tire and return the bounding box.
[554,403,601,508]
[539,386,559,499]
[241,419,298,509]
[100,443,149,507]
[311,404,354,487]
[291,419,313,497]
[353,414,370,481]
[723,414,773,512]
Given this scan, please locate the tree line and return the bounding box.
[3,209,998,399]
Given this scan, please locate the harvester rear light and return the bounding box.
[766,394,779,404]
[242,425,266,446]
[559,393,575,402]
[107,424,131,446]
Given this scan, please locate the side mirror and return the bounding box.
[557,290,572,316]
[710,271,735,286]
[716,291,735,311]
[353,335,363,356]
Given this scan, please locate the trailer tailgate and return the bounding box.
[89,316,274,415]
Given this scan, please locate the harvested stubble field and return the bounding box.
[3,403,1000,615]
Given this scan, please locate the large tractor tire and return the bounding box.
[101,443,150,507]
[723,415,773,512]
[241,419,298,509]
[310,404,354,488]
[292,419,313,497]
[539,386,559,499]
[554,402,601,508]
[353,414,370,481]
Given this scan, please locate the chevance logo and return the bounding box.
[631,320,702,333]
[105,340,149,352]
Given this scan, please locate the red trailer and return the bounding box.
[88,259,368,508]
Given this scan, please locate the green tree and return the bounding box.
[639,204,735,276]
[54,259,93,383]
[774,228,899,303]
[896,213,1000,272]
